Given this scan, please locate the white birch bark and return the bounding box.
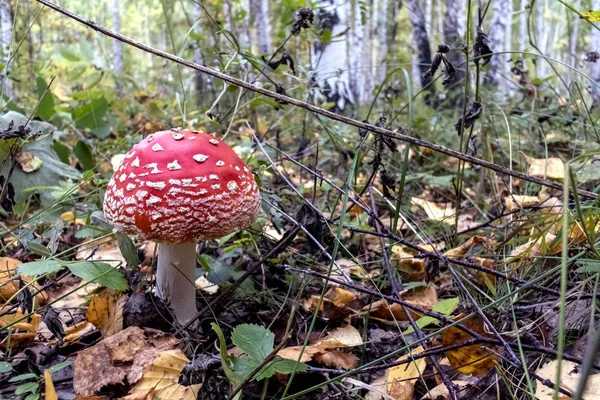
[377,0,388,80]
[0,0,12,98]
[591,0,600,104]
[238,0,251,49]
[349,0,363,103]
[112,0,123,97]
[487,0,511,87]
[536,0,549,78]
[567,0,581,84]
[312,0,354,111]
[193,2,211,104]
[406,0,435,100]
[425,0,432,37]
[256,0,272,55]
[519,0,528,53]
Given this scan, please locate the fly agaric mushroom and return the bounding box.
[103,129,261,324]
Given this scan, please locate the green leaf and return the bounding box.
[231,355,260,381]
[15,382,39,395]
[9,373,38,382]
[48,360,72,373]
[0,361,12,373]
[117,232,138,269]
[577,260,600,273]
[255,358,307,380]
[211,323,240,387]
[25,242,52,257]
[73,140,95,171]
[18,260,64,277]
[403,316,439,335]
[432,297,459,315]
[231,324,274,362]
[34,76,55,121]
[67,261,128,291]
[24,393,41,400]
[72,97,108,132]
[51,140,70,164]
[59,46,81,61]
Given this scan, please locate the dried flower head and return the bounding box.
[291,8,314,35]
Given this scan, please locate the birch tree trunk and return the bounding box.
[487,0,511,88]
[0,0,13,99]
[349,0,363,103]
[238,0,251,49]
[590,0,600,104]
[312,0,354,112]
[424,0,432,37]
[112,0,123,97]
[567,0,581,84]
[406,0,436,104]
[255,0,271,55]
[536,0,549,78]
[444,0,466,86]
[519,0,527,53]
[377,0,388,81]
[193,2,211,106]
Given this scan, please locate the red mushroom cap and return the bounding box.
[103,129,261,243]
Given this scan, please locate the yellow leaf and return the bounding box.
[507,232,560,262]
[521,153,565,180]
[314,350,358,370]
[443,236,487,258]
[391,247,425,281]
[63,321,96,343]
[411,198,455,224]
[0,257,21,302]
[386,346,426,400]
[421,380,473,399]
[503,195,542,212]
[0,306,41,348]
[368,286,438,321]
[128,349,201,400]
[316,325,363,349]
[442,315,498,376]
[86,291,125,337]
[45,370,58,400]
[535,359,600,399]
[581,10,600,22]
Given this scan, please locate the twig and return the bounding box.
[34,0,598,200]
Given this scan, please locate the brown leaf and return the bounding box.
[522,153,565,180]
[367,346,425,400]
[0,306,41,347]
[444,236,487,258]
[411,198,456,224]
[127,349,201,400]
[535,359,600,399]
[0,257,21,302]
[73,326,180,396]
[391,247,425,281]
[86,291,126,337]
[16,151,43,173]
[368,286,438,321]
[62,321,95,343]
[421,380,473,399]
[314,350,358,370]
[441,315,499,376]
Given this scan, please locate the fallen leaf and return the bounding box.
[444,236,487,258]
[472,257,496,293]
[411,198,456,225]
[387,346,426,400]
[127,349,201,400]
[0,257,21,302]
[302,287,359,320]
[16,151,43,173]
[73,326,180,396]
[75,240,126,268]
[442,315,498,376]
[316,324,363,349]
[195,275,218,294]
[45,369,58,400]
[277,345,321,363]
[86,291,126,337]
[0,306,41,348]
[368,286,438,321]
[507,232,561,262]
[62,321,96,343]
[522,153,565,180]
[314,350,358,370]
[504,195,541,212]
[365,375,394,400]
[391,247,425,281]
[421,380,473,399]
[535,359,600,399]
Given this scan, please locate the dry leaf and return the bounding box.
[127,349,201,400]
[302,287,358,320]
[504,195,541,212]
[365,375,394,400]
[0,257,21,302]
[86,291,126,337]
[0,306,41,347]
[74,326,180,396]
[368,286,438,321]
[386,346,426,400]
[75,240,126,268]
[317,324,363,349]
[421,380,473,399]
[278,345,321,363]
[16,151,43,173]
[411,198,456,225]
[45,370,58,400]
[314,350,359,370]
[442,315,498,376]
[195,275,218,294]
[391,247,425,281]
[522,153,565,180]
[507,232,561,262]
[444,236,487,258]
[535,359,600,399]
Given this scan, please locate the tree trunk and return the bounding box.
[256,0,271,55]
[0,0,13,99]
[349,0,363,103]
[238,0,251,48]
[590,0,600,104]
[193,2,211,106]
[567,0,581,84]
[378,0,389,81]
[424,0,432,37]
[536,0,549,78]
[444,0,466,91]
[487,0,511,87]
[312,0,354,112]
[519,0,527,53]
[406,0,436,104]
[112,0,123,97]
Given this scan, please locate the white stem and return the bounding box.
[156,242,198,325]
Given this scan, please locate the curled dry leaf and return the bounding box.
[521,153,565,180]
[0,257,22,302]
[504,195,541,212]
[535,359,600,400]
[86,291,126,337]
[126,349,201,400]
[278,325,363,370]
[411,198,456,225]
[16,151,43,173]
[391,246,425,281]
[195,275,218,294]
[367,286,438,322]
[507,232,561,263]
[441,315,499,377]
[443,236,487,258]
[303,287,358,320]
[44,369,58,400]
[62,321,96,343]
[0,306,41,348]
[421,380,474,399]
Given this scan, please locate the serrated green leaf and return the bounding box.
[0,361,12,373]
[255,358,307,380]
[117,232,138,269]
[67,261,127,291]
[231,355,260,381]
[18,260,64,277]
[25,242,52,257]
[231,324,274,362]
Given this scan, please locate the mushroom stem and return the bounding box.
[156,242,198,325]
